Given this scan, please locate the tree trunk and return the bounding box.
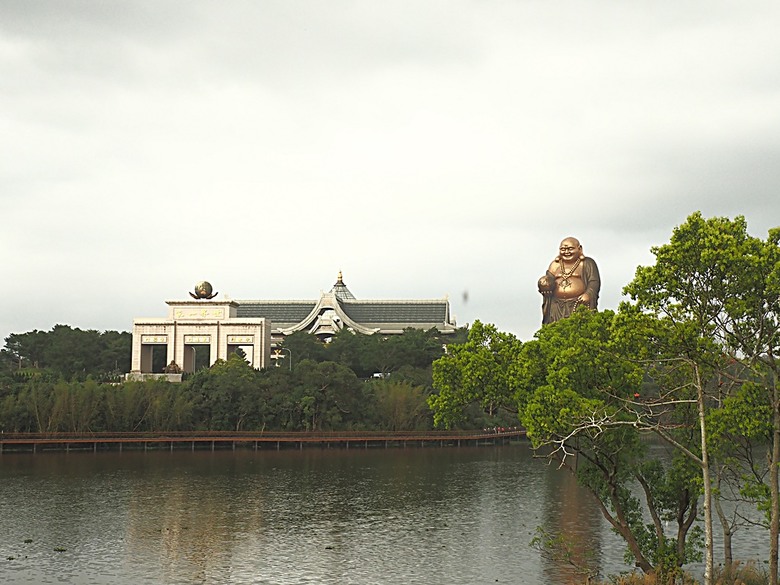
[769,378,780,585]
[601,482,655,574]
[713,468,734,569]
[713,491,733,568]
[677,495,698,566]
[696,367,714,585]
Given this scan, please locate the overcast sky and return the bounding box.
[2,1,779,346]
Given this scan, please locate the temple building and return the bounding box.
[236,272,457,340]
[128,273,457,378]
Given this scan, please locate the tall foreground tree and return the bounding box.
[430,310,704,578]
[429,213,780,582]
[610,306,720,583]
[623,212,780,585]
[520,309,705,577]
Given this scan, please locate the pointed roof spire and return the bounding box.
[330,270,356,301]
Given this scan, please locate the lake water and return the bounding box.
[0,442,770,584]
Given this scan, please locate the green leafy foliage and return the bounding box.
[428,321,523,429]
[2,326,131,381]
[366,379,431,431]
[426,213,780,579]
[621,212,780,585]
[0,323,454,432]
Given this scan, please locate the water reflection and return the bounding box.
[539,466,605,583]
[0,443,768,585]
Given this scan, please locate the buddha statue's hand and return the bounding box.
[538,275,555,294]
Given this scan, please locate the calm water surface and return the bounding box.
[0,443,769,584]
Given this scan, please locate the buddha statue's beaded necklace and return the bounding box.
[558,257,582,291]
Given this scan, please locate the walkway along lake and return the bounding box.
[0,429,524,454]
[0,441,771,585]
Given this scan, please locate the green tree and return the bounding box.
[518,308,703,578]
[188,354,261,430]
[322,328,448,379]
[146,380,194,431]
[291,360,363,430]
[428,314,709,577]
[96,330,132,380]
[3,329,48,369]
[101,379,192,432]
[3,326,131,380]
[623,212,780,585]
[18,377,57,432]
[707,379,773,567]
[368,379,431,431]
[43,326,101,380]
[380,328,447,371]
[47,378,104,432]
[326,329,382,377]
[102,381,150,431]
[279,331,327,368]
[428,320,522,429]
[261,368,296,429]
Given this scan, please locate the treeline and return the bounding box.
[0,326,513,434]
[1,325,131,381]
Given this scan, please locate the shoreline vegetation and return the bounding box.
[1,327,519,437]
[588,560,769,584]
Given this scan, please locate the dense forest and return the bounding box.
[0,324,515,434]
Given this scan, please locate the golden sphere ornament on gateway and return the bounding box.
[189,281,218,300]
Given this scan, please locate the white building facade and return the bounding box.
[129,300,271,379]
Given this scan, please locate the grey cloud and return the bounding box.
[3,1,780,344]
[0,2,194,42]
[1,1,483,94]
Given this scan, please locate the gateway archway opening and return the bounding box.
[138,342,170,373]
[228,344,254,365]
[184,344,211,373]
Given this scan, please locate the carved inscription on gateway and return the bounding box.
[141,335,168,344]
[184,335,211,344]
[174,308,226,320]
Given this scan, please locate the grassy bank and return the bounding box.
[587,560,768,585]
